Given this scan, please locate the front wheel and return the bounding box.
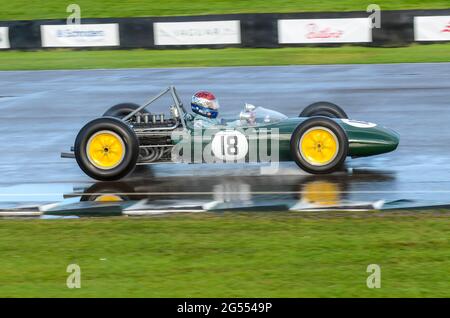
[290,117,348,174]
[74,117,139,181]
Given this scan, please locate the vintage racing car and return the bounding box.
[61,86,399,181]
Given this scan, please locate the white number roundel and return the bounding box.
[211,130,248,161]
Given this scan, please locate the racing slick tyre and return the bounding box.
[300,102,348,119]
[74,117,139,181]
[290,117,348,174]
[103,103,148,119]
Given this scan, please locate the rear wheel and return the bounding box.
[103,103,147,119]
[74,117,139,181]
[300,101,348,119]
[290,117,348,174]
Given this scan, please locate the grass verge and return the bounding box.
[0,44,450,71]
[0,211,449,297]
[0,0,448,21]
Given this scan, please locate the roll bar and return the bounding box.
[121,86,187,130]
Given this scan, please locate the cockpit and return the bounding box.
[226,103,288,127]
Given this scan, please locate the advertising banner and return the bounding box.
[154,20,241,45]
[41,24,120,47]
[414,16,450,41]
[0,27,10,49]
[278,18,372,44]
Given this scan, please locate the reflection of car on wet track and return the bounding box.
[62,86,400,181]
[65,169,394,212]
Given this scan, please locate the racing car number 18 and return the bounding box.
[211,130,249,161]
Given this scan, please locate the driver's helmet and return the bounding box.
[191,91,220,119]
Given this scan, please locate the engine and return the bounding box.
[131,113,178,129]
[129,107,182,164]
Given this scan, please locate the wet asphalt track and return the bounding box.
[1,63,450,210]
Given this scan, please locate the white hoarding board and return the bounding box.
[0,27,10,49]
[414,16,450,41]
[154,20,241,45]
[278,18,372,44]
[41,24,120,47]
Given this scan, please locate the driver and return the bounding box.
[188,91,222,128]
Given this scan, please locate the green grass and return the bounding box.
[0,44,449,71]
[0,0,448,21]
[0,211,449,297]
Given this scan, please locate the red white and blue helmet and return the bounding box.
[191,91,220,119]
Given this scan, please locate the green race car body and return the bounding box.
[182,116,399,162]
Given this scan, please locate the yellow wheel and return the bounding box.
[290,117,348,174]
[75,117,139,181]
[300,127,338,166]
[86,130,125,170]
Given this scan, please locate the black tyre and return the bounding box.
[74,117,139,181]
[103,103,147,119]
[290,117,348,174]
[300,101,348,119]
